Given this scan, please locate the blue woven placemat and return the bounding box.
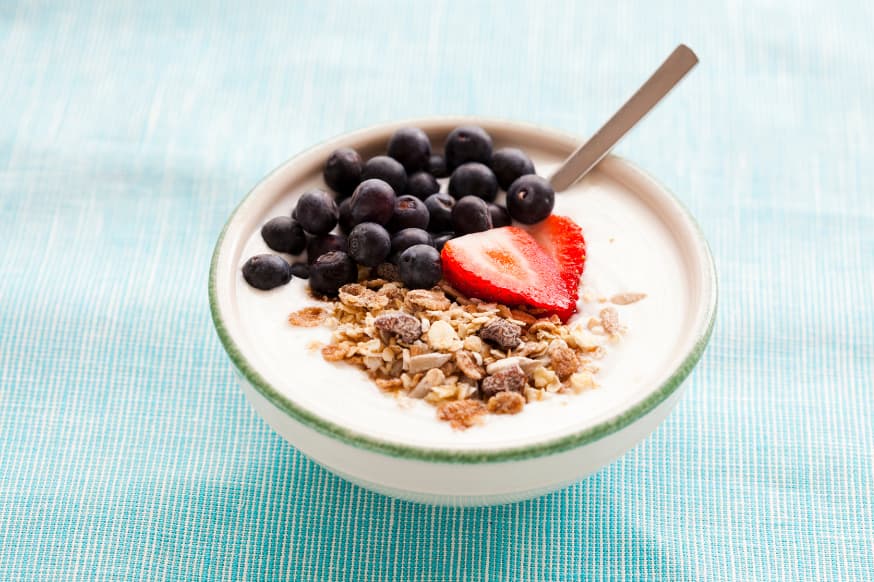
[1,1,872,580]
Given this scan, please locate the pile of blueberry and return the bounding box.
[241,125,554,296]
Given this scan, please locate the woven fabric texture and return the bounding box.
[1,1,872,580]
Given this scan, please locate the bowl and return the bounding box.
[209,117,717,506]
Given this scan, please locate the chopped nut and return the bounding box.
[321,344,346,362]
[463,335,484,353]
[427,320,459,351]
[611,292,646,305]
[529,320,559,335]
[407,352,452,374]
[455,350,484,380]
[599,307,622,335]
[373,312,421,343]
[487,391,525,414]
[532,365,560,389]
[375,378,404,391]
[288,306,328,327]
[405,289,451,311]
[486,356,539,376]
[569,371,598,392]
[410,368,445,398]
[478,318,522,350]
[338,283,389,310]
[481,365,527,399]
[517,341,549,357]
[409,342,430,356]
[569,327,603,351]
[548,346,580,380]
[509,309,537,326]
[437,400,486,430]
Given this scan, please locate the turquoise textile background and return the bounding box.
[1,1,872,579]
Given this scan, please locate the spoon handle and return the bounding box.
[549,44,698,192]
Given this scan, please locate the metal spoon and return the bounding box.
[549,44,699,191]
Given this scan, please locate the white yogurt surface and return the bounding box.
[229,143,695,451]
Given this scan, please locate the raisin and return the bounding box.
[480,365,526,399]
[478,318,522,350]
[373,312,422,344]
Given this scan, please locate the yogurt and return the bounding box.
[229,137,692,451]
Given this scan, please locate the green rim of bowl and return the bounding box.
[209,117,718,464]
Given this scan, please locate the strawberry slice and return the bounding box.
[528,215,587,300]
[441,227,575,321]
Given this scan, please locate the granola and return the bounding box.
[303,281,634,429]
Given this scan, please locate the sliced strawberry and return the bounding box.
[441,227,575,321]
[528,215,587,299]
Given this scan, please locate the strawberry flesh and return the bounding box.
[528,215,587,300]
[441,227,575,320]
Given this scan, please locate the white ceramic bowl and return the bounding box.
[209,117,717,506]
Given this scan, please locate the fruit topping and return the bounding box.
[261,216,306,254]
[398,244,442,289]
[241,254,292,290]
[388,195,429,232]
[295,189,338,235]
[405,171,440,200]
[528,214,587,299]
[307,233,347,264]
[444,125,493,170]
[323,147,363,197]
[424,193,455,232]
[506,175,555,224]
[488,203,512,228]
[348,222,391,267]
[448,162,498,202]
[362,155,406,196]
[490,147,535,190]
[387,127,431,172]
[309,251,357,297]
[350,178,396,226]
[441,227,574,320]
[427,154,448,178]
[390,228,432,258]
[451,196,492,235]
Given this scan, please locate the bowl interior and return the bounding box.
[210,118,716,460]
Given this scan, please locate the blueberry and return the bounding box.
[348,222,391,267]
[432,232,454,251]
[448,162,498,202]
[488,203,512,228]
[350,178,396,226]
[391,228,432,258]
[242,254,292,290]
[389,195,429,232]
[307,233,347,264]
[309,251,357,297]
[444,125,493,170]
[290,262,310,279]
[406,171,440,200]
[323,147,363,197]
[398,244,442,289]
[424,193,455,233]
[295,189,338,235]
[387,127,431,172]
[451,196,493,235]
[362,156,406,196]
[428,154,448,178]
[338,197,354,233]
[506,175,555,224]
[490,147,536,190]
[261,216,306,254]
